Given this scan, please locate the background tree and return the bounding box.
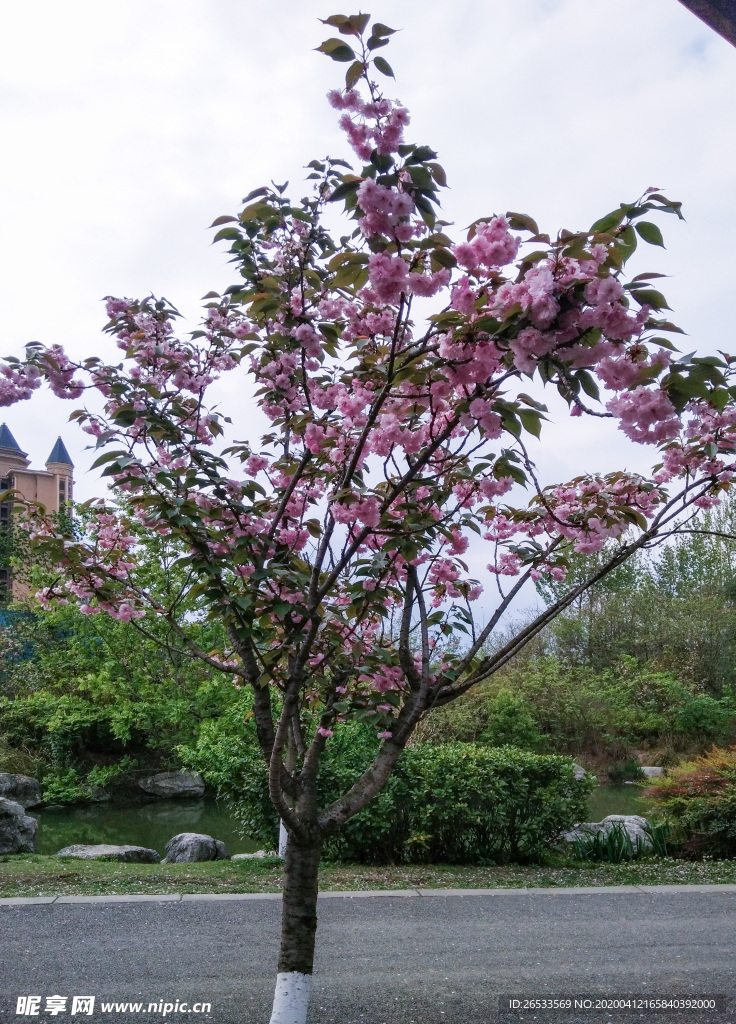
[3,14,736,1024]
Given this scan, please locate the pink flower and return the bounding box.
[357,179,413,239]
[453,217,519,272]
[451,277,478,315]
[368,252,408,305]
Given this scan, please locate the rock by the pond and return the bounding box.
[0,796,38,854]
[641,766,664,779]
[57,844,160,862]
[137,771,205,799]
[163,832,230,863]
[561,814,652,849]
[0,773,43,809]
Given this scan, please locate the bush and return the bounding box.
[334,743,592,865]
[477,689,541,750]
[572,821,670,862]
[607,757,644,783]
[646,746,736,857]
[184,722,592,864]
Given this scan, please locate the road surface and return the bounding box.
[1,887,735,1023]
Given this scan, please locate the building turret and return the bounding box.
[45,436,74,505]
[0,426,75,602]
[0,423,30,468]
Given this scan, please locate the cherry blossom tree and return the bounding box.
[3,14,736,1023]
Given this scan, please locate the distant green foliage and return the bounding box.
[646,746,736,857]
[418,657,736,759]
[184,722,592,864]
[477,689,541,750]
[0,600,242,795]
[607,757,644,783]
[537,500,736,691]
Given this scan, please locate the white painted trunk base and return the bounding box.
[278,820,289,859]
[268,971,312,1024]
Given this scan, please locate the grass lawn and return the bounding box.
[2,854,736,898]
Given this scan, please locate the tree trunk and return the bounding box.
[268,833,322,1024]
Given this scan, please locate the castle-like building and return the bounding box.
[0,423,74,600]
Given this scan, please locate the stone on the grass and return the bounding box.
[572,763,587,781]
[137,771,205,799]
[0,796,38,854]
[162,832,231,863]
[560,814,652,849]
[0,773,43,808]
[640,766,664,779]
[56,844,160,862]
[232,850,273,860]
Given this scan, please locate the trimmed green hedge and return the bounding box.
[184,721,592,864]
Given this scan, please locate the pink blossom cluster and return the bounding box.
[0,362,40,407]
[453,217,520,272]
[328,89,409,160]
[356,179,413,240]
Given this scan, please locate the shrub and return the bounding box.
[607,757,644,783]
[477,689,541,750]
[646,746,736,857]
[572,821,670,862]
[334,743,592,865]
[184,722,592,864]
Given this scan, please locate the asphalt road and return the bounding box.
[2,889,736,1024]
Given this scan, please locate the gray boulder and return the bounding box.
[561,814,652,850]
[232,850,274,860]
[163,832,230,863]
[56,844,160,862]
[641,766,664,779]
[573,763,587,781]
[0,796,38,854]
[137,771,205,799]
[0,773,43,808]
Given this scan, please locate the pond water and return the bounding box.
[587,784,647,821]
[33,785,648,855]
[35,798,260,857]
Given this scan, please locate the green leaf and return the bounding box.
[371,22,396,37]
[241,186,270,203]
[590,209,626,233]
[617,224,637,262]
[213,226,241,242]
[329,178,362,202]
[209,215,237,227]
[576,369,600,401]
[629,288,671,310]
[635,221,665,248]
[506,212,540,234]
[427,162,447,187]
[518,410,542,438]
[373,55,394,77]
[316,38,356,62]
[431,247,457,269]
[90,450,129,470]
[406,165,434,190]
[347,13,370,34]
[345,60,364,89]
[367,36,389,50]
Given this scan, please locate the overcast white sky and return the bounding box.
[1,0,734,500]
